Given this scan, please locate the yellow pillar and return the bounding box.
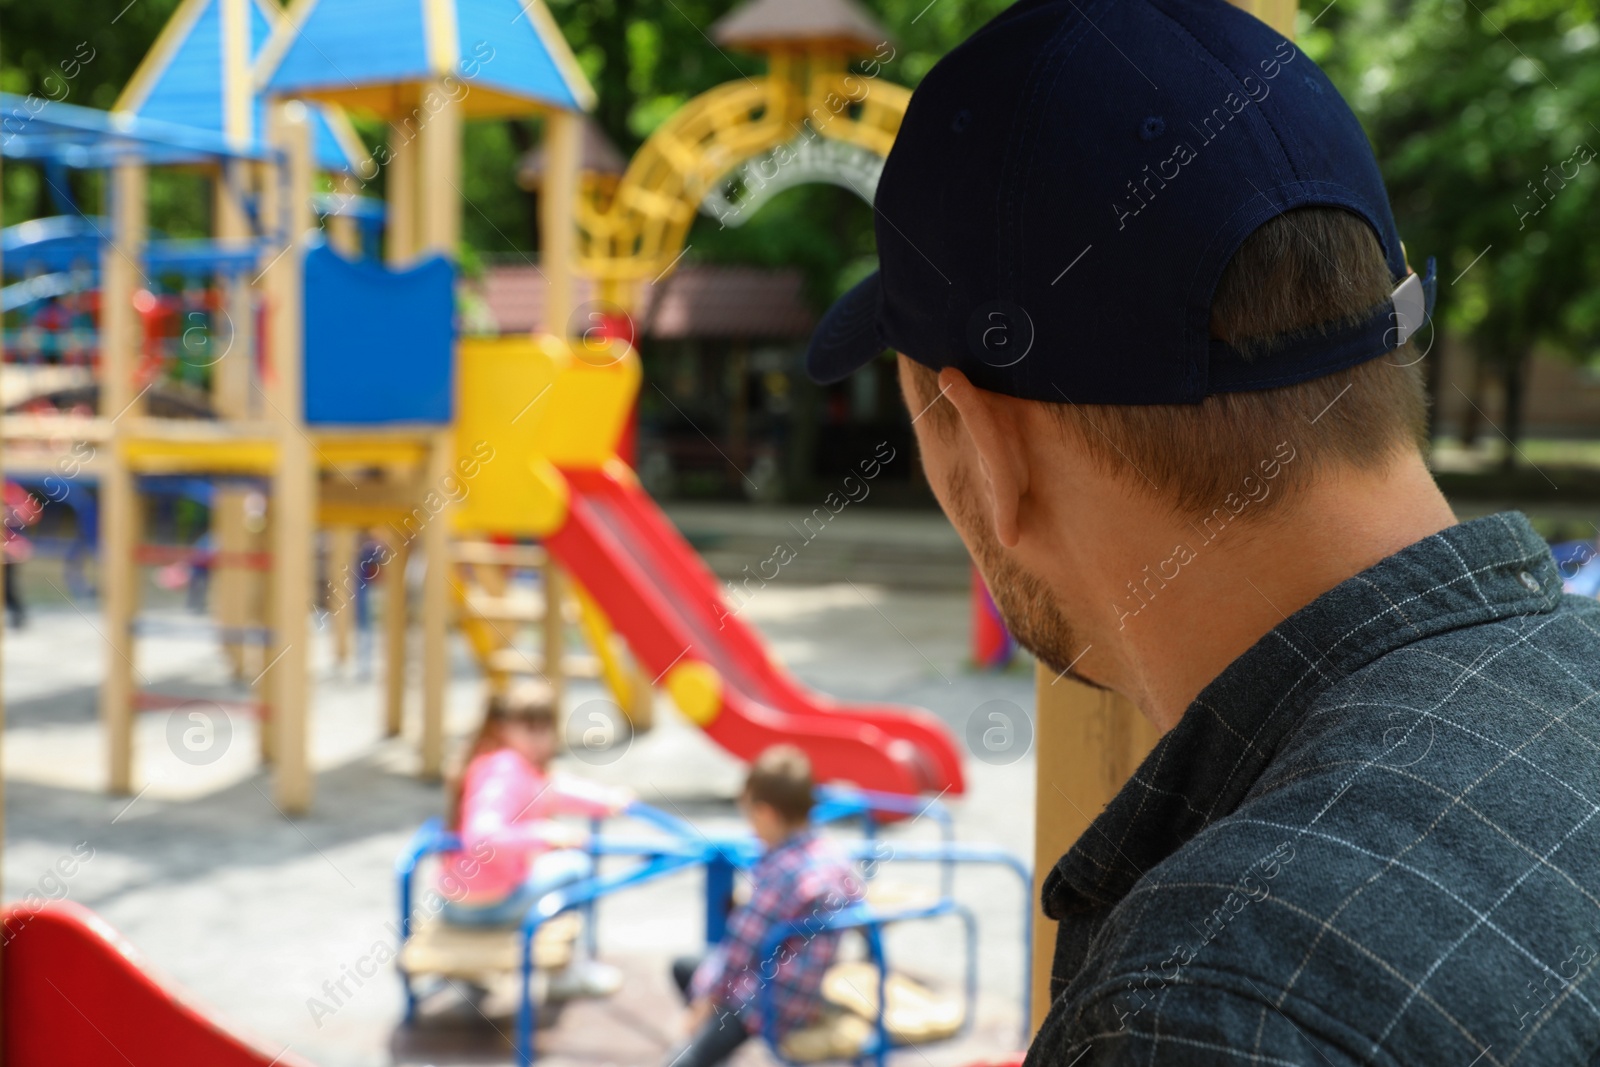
[539,109,580,339]
[1029,670,1162,1029]
[262,102,317,814]
[1234,0,1299,31]
[99,161,147,796]
[1026,0,1299,1035]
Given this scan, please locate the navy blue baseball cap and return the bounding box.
[806,0,1435,404]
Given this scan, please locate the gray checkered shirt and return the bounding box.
[1029,512,1600,1065]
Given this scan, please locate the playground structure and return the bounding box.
[0,0,1307,1060]
[0,0,964,819]
[395,788,1031,1066]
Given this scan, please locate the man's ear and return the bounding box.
[938,367,1029,548]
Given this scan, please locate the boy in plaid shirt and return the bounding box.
[667,746,862,1067]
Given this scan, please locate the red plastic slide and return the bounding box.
[545,466,965,797]
[3,901,317,1067]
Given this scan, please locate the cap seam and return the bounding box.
[1150,0,1306,186]
[997,0,1099,303]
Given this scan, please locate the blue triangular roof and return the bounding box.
[116,0,365,171]
[258,0,594,114]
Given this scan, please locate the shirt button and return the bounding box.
[1518,571,1542,592]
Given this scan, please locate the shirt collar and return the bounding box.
[1042,511,1563,920]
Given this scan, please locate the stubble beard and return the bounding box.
[948,464,1089,682]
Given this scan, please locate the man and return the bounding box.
[807,0,1600,1062]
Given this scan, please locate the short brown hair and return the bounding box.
[743,745,815,823]
[905,207,1428,516]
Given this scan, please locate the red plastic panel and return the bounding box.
[3,901,316,1067]
[546,466,965,796]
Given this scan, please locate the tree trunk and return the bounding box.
[1500,346,1529,473]
[1459,352,1490,448]
[504,119,541,253]
[32,162,55,220]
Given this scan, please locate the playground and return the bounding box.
[7,544,1032,1066]
[3,0,1597,1062]
[0,0,1046,1060]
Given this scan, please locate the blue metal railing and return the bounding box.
[394,791,1031,1066]
[756,897,980,1067]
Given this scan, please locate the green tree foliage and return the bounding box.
[1305,0,1600,451]
[541,0,1013,304]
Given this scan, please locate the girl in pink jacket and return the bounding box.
[439,683,630,928]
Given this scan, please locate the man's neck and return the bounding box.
[1088,453,1456,731]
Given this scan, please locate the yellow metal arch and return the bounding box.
[578,56,910,303]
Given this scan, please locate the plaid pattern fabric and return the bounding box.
[692,829,861,1036]
[1029,512,1600,1065]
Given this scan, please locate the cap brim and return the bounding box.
[806,272,886,385]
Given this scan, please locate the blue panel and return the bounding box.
[456,0,580,109]
[252,0,357,170]
[137,0,227,131]
[249,0,273,52]
[309,106,361,171]
[266,0,432,94]
[302,242,455,425]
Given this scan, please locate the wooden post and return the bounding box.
[213,160,258,680]
[99,161,147,796]
[263,102,317,814]
[386,124,418,265]
[383,530,410,737]
[1,149,7,1043]
[1026,0,1299,1035]
[328,526,358,665]
[627,659,655,732]
[1029,669,1162,1029]
[415,78,462,780]
[327,172,362,258]
[420,434,452,779]
[1234,0,1299,31]
[543,559,566,712]
[539,109,580,339]
[416,79,462,253]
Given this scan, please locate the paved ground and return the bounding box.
[3,504,1038,1067]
